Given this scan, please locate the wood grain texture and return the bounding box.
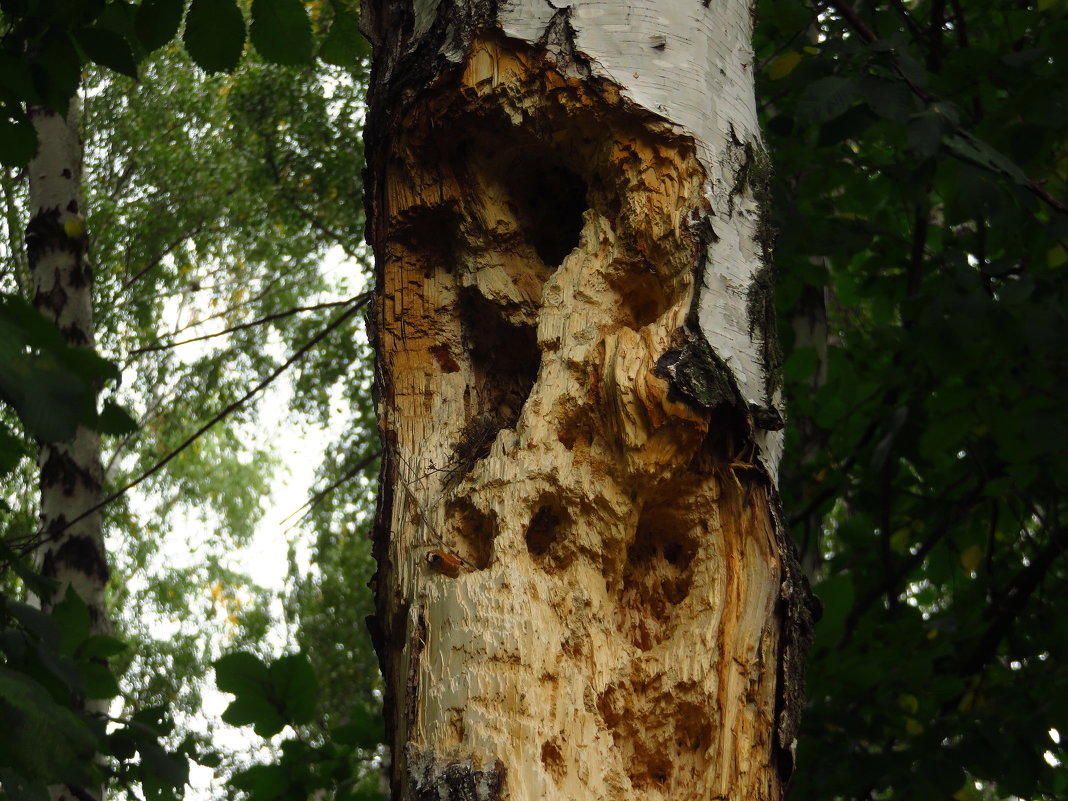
[363,25,807,799]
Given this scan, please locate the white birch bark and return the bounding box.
[27,101,108,801]
[361,3,813,799]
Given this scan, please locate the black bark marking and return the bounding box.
[25,208,82,267]
[40,448,101,495]
[746,261,783,402]
[41,534,109,585]
[405,607,427,736]
[656,329,745,414]
[769,491,818,783]
[34,280,69,317]
[409,752,506,801]
[750,403,785,432]
[61,323,90,346]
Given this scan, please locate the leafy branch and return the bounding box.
[825,0,1068,216]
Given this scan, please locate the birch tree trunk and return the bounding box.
[27,101,109,801]
[360,3,814,799]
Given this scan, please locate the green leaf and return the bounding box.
[813,574,854,647]
[74,26,139,78]
[221,695,285,737]
[130,706,176,737]
[135,0,184,50]
[214,651,270,697]
[31,31,82,113]
[137,740,189,788]
[193,750,223,768]
[81,661,121,699]
[870,406,908,474]
[797,76,859,124]
[0,54,38,104]
[52,588,91,657]
[319,5,367,67]
[331,707,384,749]
[96,0,140,41]
[944,132,1030,186]
[0,770,50,801]
[6,363,90,442]
[0,421,29,474]
[183,0,246,73]
[860,76,912,122]
[907,110,945,160]
[0,108,38,168]
[250,0,312,65]
[97,401,138,435]
[61,346,122,385]
[108,731,137,760]
[269,652,318,725]
[3,599,60,649]
[784,347,819,383]
[75,634,128,660]
[230,764,288,801]
[0,666,97,784]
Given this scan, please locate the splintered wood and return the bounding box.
[376,35,784,801]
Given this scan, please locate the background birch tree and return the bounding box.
[361,2,814,800]
[1,0,383,796]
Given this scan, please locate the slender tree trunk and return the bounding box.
[27,101,108,801]
[361,3,814,800]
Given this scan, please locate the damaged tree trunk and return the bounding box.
[27,101,108,801]
[360,3,814,800]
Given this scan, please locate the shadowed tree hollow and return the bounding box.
[360,2,815,800]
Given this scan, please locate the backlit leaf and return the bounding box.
[183,0,246,73]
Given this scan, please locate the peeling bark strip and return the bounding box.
[361,3,813,800]
[27,102,109,801]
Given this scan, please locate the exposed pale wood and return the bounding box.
[369,32,799,801]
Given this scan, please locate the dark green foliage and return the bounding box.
[250,0,313,66]
[215,651,318,737]
[756,1,1068,799]
[134,0,183,52]
[1,20,375,799]
[0,294,131,442]
[0,0,367,164]
[0,583,191,801]
[182,0,245,74]
[216,651,386,801]
[319,0,369,68]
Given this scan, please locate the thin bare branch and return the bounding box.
[16,293,371,556]
[128,294,369,356]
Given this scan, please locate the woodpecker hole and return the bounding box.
[450,500,495,570]
[541,739,565,781]
[525,500,574,570]
[460,288,539,439]
[607,267,675,329]
[616,504,699,651]
[504,153,588,268]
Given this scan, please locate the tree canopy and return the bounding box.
[757,2,1068,799]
